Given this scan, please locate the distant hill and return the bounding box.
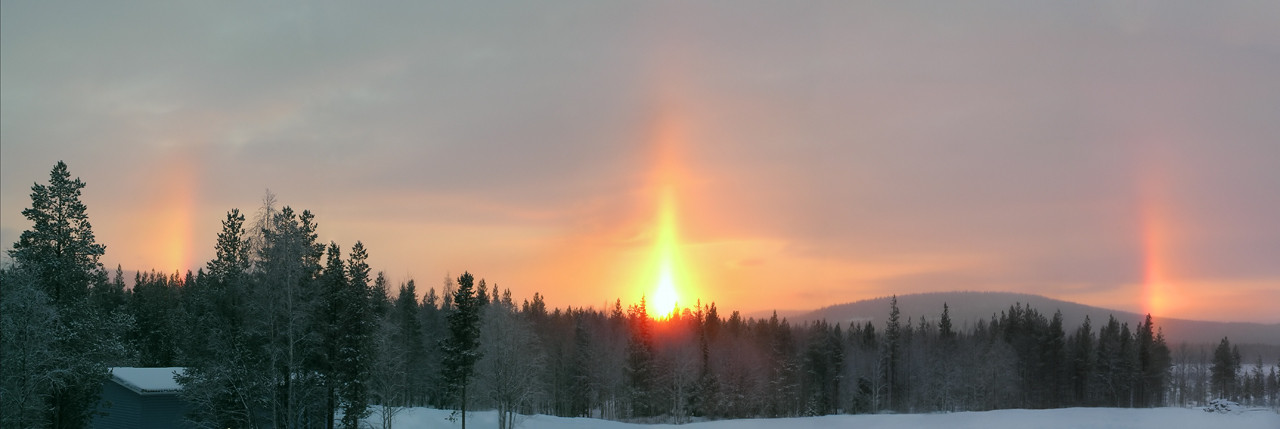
[785,291,1280,346]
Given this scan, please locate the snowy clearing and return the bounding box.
[367,406,1280,429]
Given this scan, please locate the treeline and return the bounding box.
[4,162,1280,429]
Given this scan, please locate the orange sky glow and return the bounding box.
[3,2,1279,323]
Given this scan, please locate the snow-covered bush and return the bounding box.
[1204,399,1241,414]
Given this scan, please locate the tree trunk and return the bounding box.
[328,385,336,429]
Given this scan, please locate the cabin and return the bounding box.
[92,367,190,429]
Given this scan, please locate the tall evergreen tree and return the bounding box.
[881,295,901,411]
[314,243,348,429]
[1135,314,1171,407]
[1068,316,1094,405]
[91,265,128,315]
[625,297,656,417]
[11,161,106,307]
[1096,315,1124,406]
[130,271,181,367]
[440,272,483,428]
[393,280,427,404]
[938,303,955,343]
[337,242,374,428]
[177,208,265,428]
[1211,337,1239,399]
[6,161,127,429]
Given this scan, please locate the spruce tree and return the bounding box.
[177,208,264,428]
[938,303,955,343]
[394,280,427,404]
[315,242,347,429]
[1211,337,1238,399]
[625,297,656,417]
[440,272,483,428]
[882,295,901,411]
[1068,316,1094,405]
[337,242,374,428]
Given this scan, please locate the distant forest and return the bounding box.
[4,162,1279,429]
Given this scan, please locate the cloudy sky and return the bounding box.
[4,1,1278,322]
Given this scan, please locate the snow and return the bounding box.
[366,407,1280,429]
[108,367,184,394]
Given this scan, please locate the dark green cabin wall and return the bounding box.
[92,381,191,429]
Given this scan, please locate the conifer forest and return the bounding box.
[3,162,1278,429]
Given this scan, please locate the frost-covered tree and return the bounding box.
[257,206,325,426]
[477,289,544,429]
[1,268,58,428]
[369,273,409,429]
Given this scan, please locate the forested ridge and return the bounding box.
[4,162,1279,429]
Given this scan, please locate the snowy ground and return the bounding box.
[365,406,1280,429]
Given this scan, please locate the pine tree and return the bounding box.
[11,161,106,307]
[440,272,483,428]
[7,161,127,429]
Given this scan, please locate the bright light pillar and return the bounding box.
[651,187,680,318]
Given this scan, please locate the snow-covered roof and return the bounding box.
[109,367,185,395]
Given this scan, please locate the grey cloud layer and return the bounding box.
[3,1,1278,311]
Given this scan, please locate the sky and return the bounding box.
[3,1,1279,323]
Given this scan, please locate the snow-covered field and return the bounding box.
[367,406,1280,429]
